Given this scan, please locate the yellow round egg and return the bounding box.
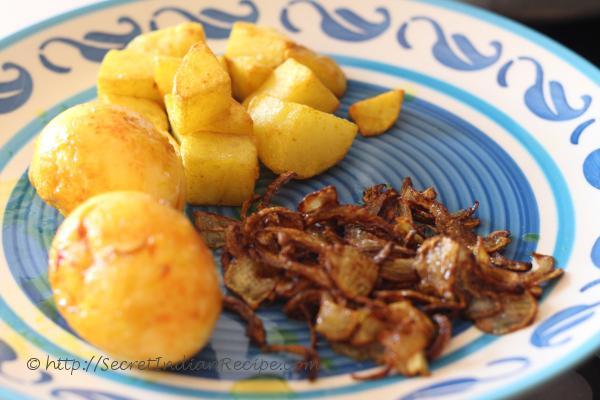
[48,191,222,363]
[29,102,185,215]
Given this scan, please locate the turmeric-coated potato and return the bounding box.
[248,96,357,179]
[166,42,232,137]
[225,23,295,100]
[97,49,161,103]
[226,56,275,101]
[225,22,293,67]
[285,45,347,97]
[172,99,253,143]
[127,22,206,57]
[243,58,338,113]
[349,89,404,137]
[153,55,182,99]
[29,102,185,215]
[49,191,222,363]
[180,132,258,206]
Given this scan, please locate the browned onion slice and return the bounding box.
[224,256,278,309]
[475,291,538,335]
[315,294,359,341]
[323,244,379,298]
[193,211,237,249]
[350,308,385,346]
[427,314,452,360]
[298,185,339,213]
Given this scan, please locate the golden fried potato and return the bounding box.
[153,55,181,98]
[180,132,258,205]
[173,99,253,142]
[349,89,404,137]
[226,56,274,101]
[29,102,185,215]
[49,191,222,363]
[225,23,346,99]
[127,22,205,57]
[225,23,296,101]
[98,93,169,131]
[248,96,357,179]
[97,49,161,103]
[225,22,293,67]
[166,42,231,137]
[243,58,338,113]
[285,45,346,97]
[217,55,229,72]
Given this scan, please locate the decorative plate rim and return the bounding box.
[0,1,598,399]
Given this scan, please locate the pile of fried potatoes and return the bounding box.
[97,22,403,205]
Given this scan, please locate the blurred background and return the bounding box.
[466,0,600,65]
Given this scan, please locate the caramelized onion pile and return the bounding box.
[194,173,563,380]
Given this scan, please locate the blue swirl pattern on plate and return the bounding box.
[0,62,33,114]
[583,149,600,190]
[400,357,530,400]
[281,0,390,41]
[150,0,259,39]
[531,282,600,349]
[397,16,502,71]
[0,339,52,384]
[497,57,591,121]
[38,16,141,74]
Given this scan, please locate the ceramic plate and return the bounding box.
[0,0,599,399]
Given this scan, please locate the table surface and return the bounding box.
[0,2,598,400]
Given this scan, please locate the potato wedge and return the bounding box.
[166,42,232,137]
[248,96,357,179]
[285,45,347,97]
[97,49,161,102]
[180,132,258,205]
[127,22,205,57]
[349,89,404,137]
[153,55,181,98]
[243,58,338,113]
[98,93,169,131]
[226,56,274,101]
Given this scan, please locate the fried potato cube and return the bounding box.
[248,96,357,179]
[349,89,404,137]
[127,22,205,57]
[225,22,293,66]
[97,49,161,102]
[217,55,229,72]
[180,132,258,205]
[285,45,347,97]
[225,23,296,101]
[166,42,232,137]
[243,58,338,113]
[153,55,181,98]
[98,93,169,131]
[226,56,274,101]
[172,99,253,142]
[199,99,253,136]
